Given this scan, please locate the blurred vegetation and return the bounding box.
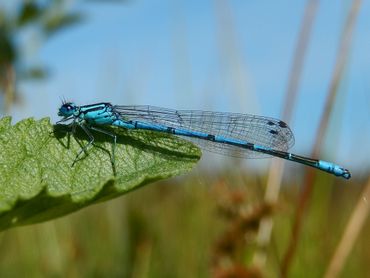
[0,0,85,110]
[0,171,368,277]
[0,0,127,111]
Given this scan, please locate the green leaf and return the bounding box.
[0,117,201,231]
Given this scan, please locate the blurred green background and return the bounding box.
[0,0,369,277]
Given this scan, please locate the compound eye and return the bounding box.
[63,103,74,111]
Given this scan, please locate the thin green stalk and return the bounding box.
[253,0,320,269]
[281,0,362,276]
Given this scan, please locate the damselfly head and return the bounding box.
[58,102,77,117]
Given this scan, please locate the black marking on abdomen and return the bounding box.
[244,142,256,150]
[267,121,275,126]
[269,130,278,135]
[207,134,216,141]
[167,127,176,134]
[234,142,255,150]
[128,120,138,128]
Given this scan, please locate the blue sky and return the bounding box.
[4,0,370,174]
